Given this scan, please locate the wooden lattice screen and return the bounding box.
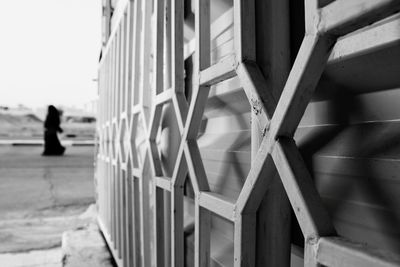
[97,0,400,266]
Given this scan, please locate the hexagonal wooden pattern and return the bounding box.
[97,0,400,266]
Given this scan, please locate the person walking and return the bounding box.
[42,105,65,156]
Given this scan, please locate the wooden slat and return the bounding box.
[317,237,400,267]
[139,166,151,266]
[139,0,152,111]
[132,0,142,107]
[319,0,400,36]
[195,0,210,72]
[233,0,256,62]
[154,187,166,267]
[171,185,184,267]
[199,54,236,86]
[195,203,211,267]
[171,0,184,95]
[156,176,172,191]
[155,89,173,105]
[233,214,256,267]
[153,0,164,96]
[328,14,400,64]
[198,192,236,221]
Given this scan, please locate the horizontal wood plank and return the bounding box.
[317,237,400,267]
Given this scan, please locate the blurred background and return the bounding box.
[0,1,101,265]
[0,0,100,142]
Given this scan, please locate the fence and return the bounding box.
[97,0,400,266]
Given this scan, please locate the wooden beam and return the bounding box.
[198,192,236,222]
[234,214,256,267]
[155,89,173,105]
[328,14,400,64]
[171,185,184,267]
[195,204,211,267]
[199,54,236,86]
[195,0,210,73]
[317,237,400,267]
[153,0,165,96]
[319,0,400,36]
[171,0,185,95]
[233,0,256,62]
[156,176,172,191]
[154,186,166,267]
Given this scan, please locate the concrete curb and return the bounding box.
[0,140,95,146]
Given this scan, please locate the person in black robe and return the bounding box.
[42,105,65,156]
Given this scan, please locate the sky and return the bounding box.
[0,0,102,109]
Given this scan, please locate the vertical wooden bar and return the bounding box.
[171,185,184,267]
[153,0,167,265]
[133,177,142,266]
[171,0,184,94]
[119,18,125,117]
[233,0,256,63]
[115,27,120,120]
[194,0,210,73]
[121,169,127,266]
[154,0,165,96]
[164,0,172,90]
[116,165,122,257]
[125,175,133,267]
[252,0,291,266]
[110,40,115,122]
[112,166,117,248]
[121,12,127,115]
[164,191,171,267]
[169,1,185,265]
[195,204,210,267]
[194,1,211,266]
[128,1,135,113]
[139,0,153,120]
[155,187,166,267]
[133,0,143,106]
[234,214,257,267]
[124,5,131,115]
[127,176,138,267]
[139,170,151,267]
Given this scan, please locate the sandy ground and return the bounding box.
[0,145,96,255]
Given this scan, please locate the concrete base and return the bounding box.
[61,221,115,267]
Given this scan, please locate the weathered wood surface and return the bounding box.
[97,0,400,266]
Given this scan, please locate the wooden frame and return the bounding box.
[96,0,400,266]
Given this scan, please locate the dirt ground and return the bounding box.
[0,145,96,253]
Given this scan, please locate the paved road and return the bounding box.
[0,145,95,220]
[0,145,96,255]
